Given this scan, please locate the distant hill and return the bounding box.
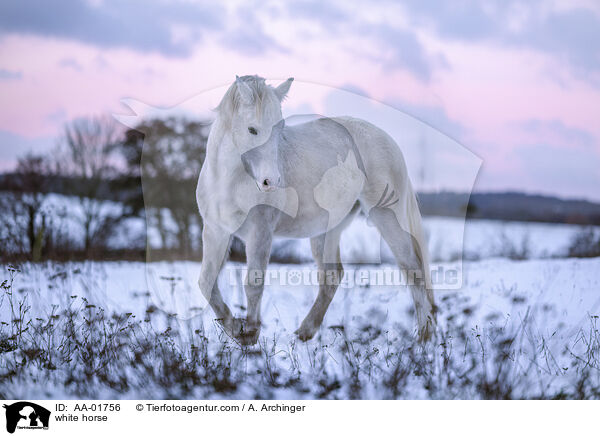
[418,191,600,225]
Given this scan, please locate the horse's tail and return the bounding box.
[405,179,436,342]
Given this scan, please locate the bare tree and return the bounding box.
[0,153,53,260]
[57,115,123,255]
[120,117,209,258]
[18,155,51,256]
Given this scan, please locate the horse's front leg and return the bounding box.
[240,227,273,345]
[198,223,237,334]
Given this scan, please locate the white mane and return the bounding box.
[215,75,278,124]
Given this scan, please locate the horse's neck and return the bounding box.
[205,117,225,165]
[203,117,248,191]
[205,117,239,173]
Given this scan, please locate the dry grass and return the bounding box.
[1,265,599,399]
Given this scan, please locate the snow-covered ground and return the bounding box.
[7,257,599,340]
[2,254,599,398]
[2,201,600,398]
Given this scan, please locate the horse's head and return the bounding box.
[217,75,293,192]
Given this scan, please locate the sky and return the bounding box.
[0,0,599,200]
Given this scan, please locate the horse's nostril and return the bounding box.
[263,179,270,187]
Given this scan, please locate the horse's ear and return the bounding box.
[236,76,254,105]
[273,119,285,135]
[275,78,294,101]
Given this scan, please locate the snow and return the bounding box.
[2,253,600,399]
[3,199,599,341]
[3,193,600,398]
[7,256,599,338]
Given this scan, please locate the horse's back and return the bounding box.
[281,115,411,205]
[330,116,411,190]
[272,118,365,238]
[280,118,360,184]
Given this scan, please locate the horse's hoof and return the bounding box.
[236,320,261,346]
[237,329,260,346]
[219,317,260,346]
[294,324,317,342]
[217,317,245,341]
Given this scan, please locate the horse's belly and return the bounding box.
[274,209,328,238]
[273,198,357,238]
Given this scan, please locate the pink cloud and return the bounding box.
[0,4,599,200]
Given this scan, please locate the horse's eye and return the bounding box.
[248,127,258,135]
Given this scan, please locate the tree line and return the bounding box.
[0,115,212,262]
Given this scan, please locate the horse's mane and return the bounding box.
[215,75,274,124]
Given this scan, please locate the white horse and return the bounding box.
[196,75,435,345]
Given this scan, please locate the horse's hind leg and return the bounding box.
[366,205,435,341]
[295,203,360,341]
